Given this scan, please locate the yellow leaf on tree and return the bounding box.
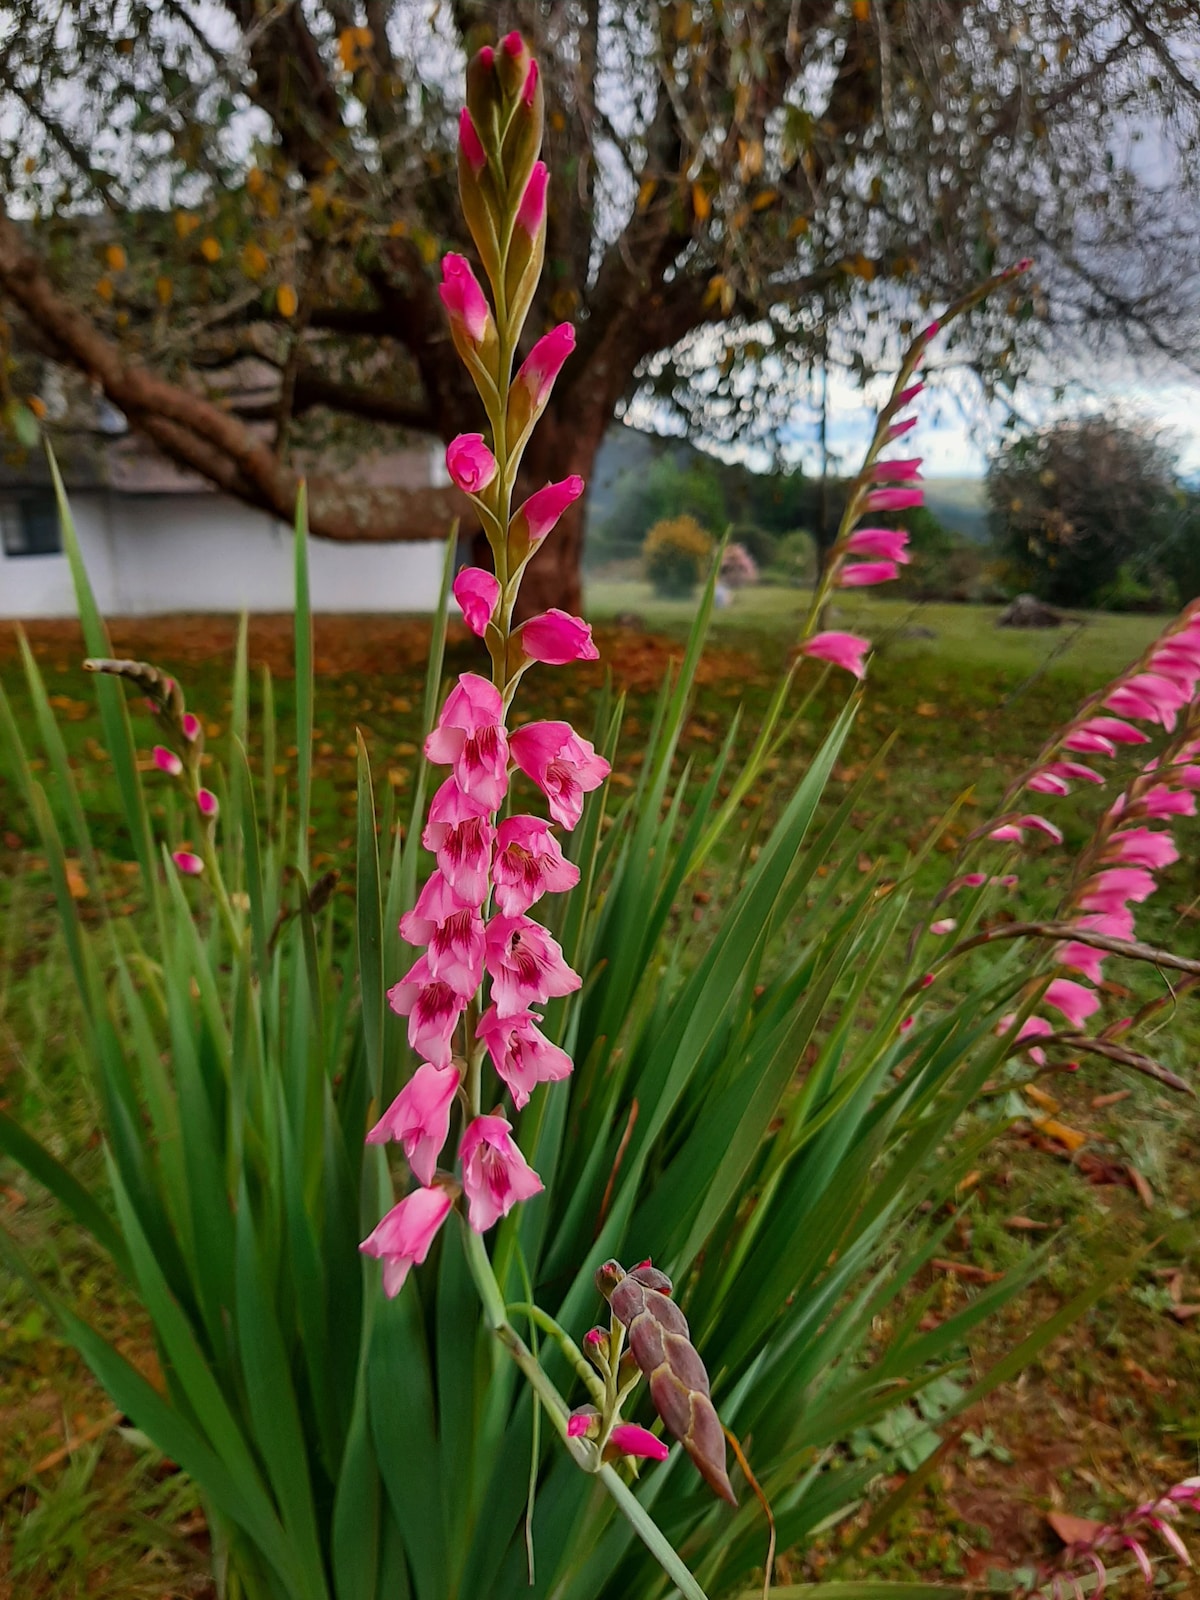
[105,243,127,272]
[703,273,726,309]
[751,188,778,211]
[692,183,711,221]
[155,275,173,305]
[388,219,408,237]
[637,178,657,212]
[738,139,764,180]
[174,212,200,239]
[787,215,810,239]
[241,240,269,278]
[853,0,870,20]
[277,283,299,318]
[674,1,693,41]
[246,166,265,196]
[338,25,373,72]
[96,275,114,302]
[27,395,47,419]
[200,235,222,262]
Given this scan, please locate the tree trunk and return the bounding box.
[510,406,607,619]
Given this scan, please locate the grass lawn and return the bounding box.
[1,589,1199,1595]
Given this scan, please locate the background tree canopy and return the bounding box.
[2,0,1199,610]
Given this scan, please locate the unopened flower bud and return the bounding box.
[445,434,498,494]
[173,849,204,875]
[566,1406,600,1440]
[197,787,219,820]
[595,1259,625,1299]
[181,712,202,742]
[609,1423,669,1462]
[458,108,487,177]
[153,744,182,777]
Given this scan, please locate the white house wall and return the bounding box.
[0,492,448,618]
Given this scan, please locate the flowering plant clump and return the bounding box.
[7,32,1200,1600]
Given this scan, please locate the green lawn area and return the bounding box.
[1,591,1199,1594]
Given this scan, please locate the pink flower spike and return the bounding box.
[1060,941,1106,983]
[516,324,575,408]
[492,814,580,915]
[1105,827,1179,869]
[153,745,182,777]
[422,778,496,905]
[424,672,509,811]
[476,1004,573,1110]
[1018,813,1063,843]
[516,476,585,543]
[458,108,487,175]
[197,787,219,820]
[838,559,899,587]
[181,712,202,741]
[870,457,923,482]
[509,721,610,830]
[1044,977,1100,1029]
[366,1062,461,1186]
[452,567,501,636]
[1107,672,1188,728]
[518,609,599,664]
[516,160,548,237]
[609,1424,669,1462]
[1137,783,1196,819]
[446,434,498,494]
[387,955,466,1068]
[484,914,581,1017]
[1077,715,1149,746]
[844,527,911,563]
[864,487,923,512]
[439,254,491,345]
[459,1113,543,1232]
[802,630,871,678]
[172,849,204,875]
[360,1185,452,1298]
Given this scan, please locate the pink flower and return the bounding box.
[366,1062,461,1185]
[1077,715,1149,746]
[895,382,924,409]
[802,630,870,679]
[422,778,496,905]
[401,874,485,996]
[514,476,585,543]
[864,487,923,512]
[501,28,525,55]
[387,956,466,1068]
[1176,764,1200,789]
[838,560,899,587]
[400,869,467,944]
[566,1408,597,1439]
[516,160,548,236]
[930,918,957,935]
[989,823,1024,842]
[476,1004,573,1109]
[425,673,509,811]
[515,324,575,408]
[509,721,610,829]
[459,1113,543,1232]
[518,609,599,664]
[1031,759,1105,794]
[492,814,579,914]
[197,788,219,819]
[1105,827,1179,869]
[844,527,911,563]
[1078,867,1157,913]
[870,457,922,482]
[609,1423,669,1462]
[1018,813,1063,843]
[1106,672,1187,728]
[153,745,182,776]
[172,850,204,875]
[458,107,487,175]
[445,434,498,494]
[886,414,919,441]
[181,712,202,741]
[360,1185,453,1297]
[439,254,491,345]
[484,914,581,1016]
[1059,941,1106,983]
[1026,771,1070,796]
[452,567,500,636]
[1076,907,1136,939]
[1137,784,1196,819]
[1044,977,1100,1029]
[1063,729,1116,756]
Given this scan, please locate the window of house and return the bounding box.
[0,494,62,556]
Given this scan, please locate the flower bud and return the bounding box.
[153,744,183,777]
[452,566,501,636]
[510,476,584,559]
[465,44,499,141]
[566,1407,600,1440]
[173,849,204,875]
[595,1259,626,1299]
[609,1423,669,1462]
[507,323,574,447]
[458,107,487,177]
[499,55,544,206]
[504,161,548,343]
[445,434,498,494]
[197,787,219,820]
[516,609,599,665]
[181,712,202,742]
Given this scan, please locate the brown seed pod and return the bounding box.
[600,1259,736,1505]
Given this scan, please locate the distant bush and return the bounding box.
[763,528,818,587]
[643,514,714,597]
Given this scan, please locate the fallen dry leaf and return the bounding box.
[1048,1512,1105,1547]
[1091,1089,1131,1109]
[1033,1115,1088,1153]
[1024,1084,1061,1114]
[1125,1163,1154,1208]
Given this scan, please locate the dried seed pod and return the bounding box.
[601,1259,735,1505]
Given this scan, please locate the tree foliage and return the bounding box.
[2,1,1200,608]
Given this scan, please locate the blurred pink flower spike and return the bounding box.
[366,1062,461,1186]
[452,567,501,636]
[845,527,911,563]
[359,1185,453,1298]
[1078,715,1149,746]
[1044,977,1100,1029]
[197,788,219,820]
[802,630,871,678]
[153,745,182,777]
[1079,866,1158,912]
[172,850,204,875]
[181,712,202,741]
[1108,672,1188,729]
[1027,771,1070,797]
[839,560,899,587]
[519,609,599,664]
[566,1408,600,1440]
[516,324,575,408]
[459,1113,544,1232]
[446,433,498,494]
[440,253,491,345]
[509,721,610,829]
[865,486,923,512]
[1138,783,1195,818]
[610,1424,669,1462]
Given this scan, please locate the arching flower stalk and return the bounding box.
[1027,1475,1200,1598]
